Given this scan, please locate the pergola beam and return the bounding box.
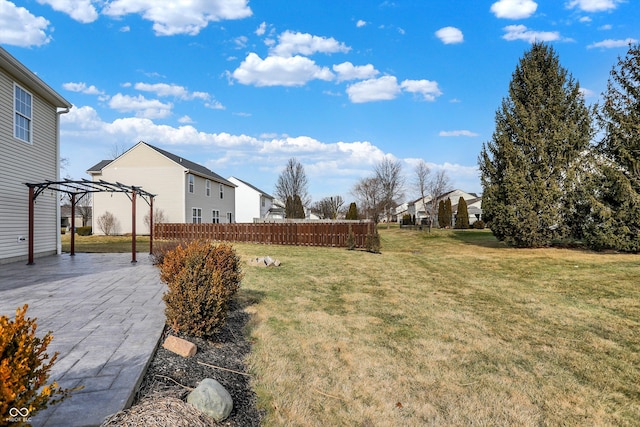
[25,179,155,265]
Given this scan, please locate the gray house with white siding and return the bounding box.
[0,46,71,264]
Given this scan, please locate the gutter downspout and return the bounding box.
[56,107,70,255]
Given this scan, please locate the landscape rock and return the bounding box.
[248,256,281,267]
[162,335,197,358]
[187,378,233,422]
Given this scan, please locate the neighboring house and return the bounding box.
[228,176,275,223]
[88,141,236,235]
[394,189,482,226]
[60,204,91,230]
[0,46,72,263]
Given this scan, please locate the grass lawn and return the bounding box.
[235,227,639,426]
[63,229,640,425]
[61,233,151,253]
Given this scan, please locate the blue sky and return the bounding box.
[2,0,638,203]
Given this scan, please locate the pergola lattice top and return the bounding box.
[25,179,156,265]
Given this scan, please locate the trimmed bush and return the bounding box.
[160,240,243,338]
[346,225,356,250]
[0,305,74,421]
[76,226,92,236]
[473,220,486,229]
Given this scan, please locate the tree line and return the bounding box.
[479,42,640,252]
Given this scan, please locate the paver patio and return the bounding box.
[0,253,166,427]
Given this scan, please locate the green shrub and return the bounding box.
[60,228,66,235]
[365,229,381,253]
[473,220,486,229]
[76,226,92,236]
[0,305,75,421]
[346,225,356,250]
[160,240,243,338]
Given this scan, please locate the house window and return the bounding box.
[192,208,202,224]
[227,212,233,223]
[206,180,211,197]
[261,197,265,207]
[219,184,224,199]
[188,174,194,193]
[212,210,220,224]
[14,84,32,143]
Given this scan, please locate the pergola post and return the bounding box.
[131,189,137,263]
[28,186,34,265]
[149,196,154,255]
[70,193,76,256]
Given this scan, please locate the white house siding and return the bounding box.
[0,69,61,263]
[228,176,273,223]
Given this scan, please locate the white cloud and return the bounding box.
[178,115,194,124]
[102,0,252,36]
[598,24,612,30]
[108,94,173,119]
[579,16,592,23]
[0,0,51,47]
[36,0,98,23]
[63,82,104,95]
[439,130,480,137]
[255,21,267,36]
[491,0,538,19]
[567,0,621,12]
[579,87,596,98]
[435,26,464,44]
[400,79,442,101]
[333,62,379,82]
[587,38,638,49]
[232,53,334,87]
[134,82,211,101]
[356,20,367,28]
[271,31,350,57]
[205,100,225,110]
[502,25,561,43]
[346,76,401,103]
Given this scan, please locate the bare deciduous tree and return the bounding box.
[374,158,404,227]
[351,176,384,223]
[97,211,120,235]
[313,196,345,219]
[414,160,431,228]
[144,208,167,233]
[275,158,311,214]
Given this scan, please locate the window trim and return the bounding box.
[188,174,194,193]
[192,207,202,224]
[212,209,220,224]
[206,179,211,197]
[14,83,33,144]
[219,183,224,199]
[227,212,233,223]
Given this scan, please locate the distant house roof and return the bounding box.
[229,176,274,199]
[0,46,71,109]
[87,142,235,187]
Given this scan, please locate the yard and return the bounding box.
[63,228,640,425]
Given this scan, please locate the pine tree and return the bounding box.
[346,202,359,220]
[478,42,593,247]
[455,197,470,229]
[437,200,446,228]
[444,198,452,228]
[584,43,640,252]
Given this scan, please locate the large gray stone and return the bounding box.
[187,378,233,422]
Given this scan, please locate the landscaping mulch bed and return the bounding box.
[103,299,263,426]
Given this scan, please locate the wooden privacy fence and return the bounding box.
[154,222,374,248]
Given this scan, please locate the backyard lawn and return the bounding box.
[63,228,640,425]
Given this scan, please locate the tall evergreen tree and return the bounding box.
[345,202,359,220]
[478,42,593,247]
[584,43,640,251]
[437,200,446,228]
[444,198,453,228]
[455,197,470,229]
